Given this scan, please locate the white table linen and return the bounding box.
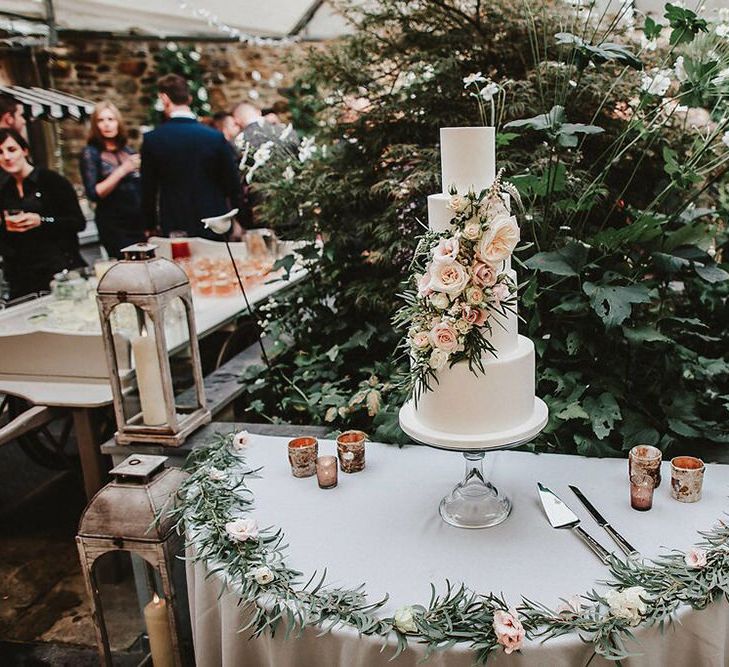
[187,435,729,666]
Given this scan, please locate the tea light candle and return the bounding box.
[316,456,338,489]
[143,593,174,667]
[288,436,318,477]
[131,331,167,426]
[630,472,655,511]
[670,456,705,503]
[336,430,366,473]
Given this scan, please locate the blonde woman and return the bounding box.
[80,102,144,258]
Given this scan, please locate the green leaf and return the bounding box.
[555,32,643,71]
[272,253,297,280]
[664,3,708,45]
[583,392,622,440]
[525,241,589,276]
[557,402,590,421]
[325,345,340,361]
[643,16,663,40]
[583,283,653,328]
[621,411,660,450]
[574,434,620,457]
[667,418,701,437]
[622,326,671,344]
[694,263,729,283]
[496,131,519,146]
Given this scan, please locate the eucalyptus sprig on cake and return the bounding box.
[394,171,522,402]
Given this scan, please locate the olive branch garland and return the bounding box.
[166,432,729,663]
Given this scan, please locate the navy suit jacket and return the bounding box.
[141,117,239,238]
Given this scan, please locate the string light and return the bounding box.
[177,1,299,46]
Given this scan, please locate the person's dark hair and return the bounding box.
[157,74,191,105]
[0,127,29,151]
[0,94,19,120]
[212,111,232,123]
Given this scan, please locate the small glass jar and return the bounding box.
[316,456,338,489]
[288,437,318,478]
[630,472,655,511]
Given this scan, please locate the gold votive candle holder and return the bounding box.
[630,472,655,511]
[628,445,662,489]
[316,456,338,489]
[336,430,366,473]
[288,437,318,478]
[670,456,705,503]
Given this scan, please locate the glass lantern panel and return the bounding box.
[163,296,200,414]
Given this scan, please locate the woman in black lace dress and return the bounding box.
[80,102,144,258]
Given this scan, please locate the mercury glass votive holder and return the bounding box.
[336,430,366,473]
[670,456,705,503]
[630,472,655,511]
[288,437,318,478]
[628,445,662,489]
[316,456,338,489]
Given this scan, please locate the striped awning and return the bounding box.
[0,85,95,121]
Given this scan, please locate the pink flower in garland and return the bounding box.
[471,261,498,288]
[432,237,460,264]
[429,321,459,352]
[491,282,511,306]
[492,608,525,654]
[463,305,488,327]
[684,547,708,569]
[417,270,433,298]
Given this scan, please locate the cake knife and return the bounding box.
[569,485,639,558]
[537,483,611,564]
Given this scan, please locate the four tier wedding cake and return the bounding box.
[398,127,548,450]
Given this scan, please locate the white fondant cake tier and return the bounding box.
[440,127,495,195]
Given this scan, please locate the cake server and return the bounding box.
[537,483,611,564]
[569,485,639,558]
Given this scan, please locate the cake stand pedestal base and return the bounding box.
[439,450,511,529]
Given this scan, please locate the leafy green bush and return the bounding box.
[240,0,729,456]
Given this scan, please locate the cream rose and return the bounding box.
[429,348,449,370]
[684,547,707,569]
[232,430,249,450]
[492,608,525,655]
[432,237,460,264]
[225,517,259,542]
[429,321,459,352]
[209,467,227,481]
[478,215,520,263]
[465,286,484,305]
[411,331,430,349]
[462,219,482,241]
[417,271,433,298]
[393,606,418,634]
[430,292,449,310]
[447,193,468,213]
[463,306,488,327]
[251,565,275,585]
[428,260,469,296]
[471,261,498,288]
[605,586,647,626]
[491,282,511,305]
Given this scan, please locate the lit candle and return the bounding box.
[131,331,167,426]
[316,456,338,489]
[143,593,174,667]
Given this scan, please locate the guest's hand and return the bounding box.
[125,154,142,173]
[5,211,42,232]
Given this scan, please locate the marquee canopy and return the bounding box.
[0,0,352,42]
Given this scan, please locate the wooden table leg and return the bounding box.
[72,407,108,500]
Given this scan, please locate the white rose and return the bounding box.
[393,605,418,633]
[462,219,482,240]
[428,260,470,296]
[252,565,274,585]
[225,517,259,542]
[411,331,430,349]
[605,586,647,626]
[684,547,707,569]
[208,467,226,481]
[466,286,484,304]
[447,194,468,213]
[430,292,450,310]
[429,348,449,370]
[478,215,520,263]
[432,237,460,264]
[232,430,249,451]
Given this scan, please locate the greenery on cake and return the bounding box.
[238,1,729,456]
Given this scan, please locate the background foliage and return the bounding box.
[240,0,729,456]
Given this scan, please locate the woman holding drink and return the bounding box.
[0,128,86,299]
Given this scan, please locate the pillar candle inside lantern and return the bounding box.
[131,331,167,426]
[143,593,175,667]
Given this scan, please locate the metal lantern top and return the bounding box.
[97,244,188,298]
[78,454,187,543]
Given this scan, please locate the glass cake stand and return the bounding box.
[399,399,548,529]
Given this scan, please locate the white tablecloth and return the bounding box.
[186,435,729,666]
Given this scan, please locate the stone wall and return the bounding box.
[47,37,314,184]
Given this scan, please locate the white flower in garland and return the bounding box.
[463,72,486,87]
[283,165,295,181]
[429,348,449,370]
[166,41,178,52]
[232,430,250,451]
[684,547,708,568]
[492,608,525,654]
[641,69,673,97]
[605,586,647,626]
[716,23,729,39]
[225,517,259,542]
[197,87,208,101]
[248,565,275,585]
[427,260,470,296]
[430,292,450,310]
[189,50,201,62]
[393,605,418,633]
[208,466,227,481]
[447,193,469,213]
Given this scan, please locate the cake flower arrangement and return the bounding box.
[395,171,522,401]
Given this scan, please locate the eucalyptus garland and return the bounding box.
[169,432,729,662]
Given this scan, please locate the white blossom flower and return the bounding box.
[189,50,201,61]
[641,69,673,97]
[684,547,708,568]
[479,82,500,101]
[283,165,295,181]
[166,41,178,52]
[393,606,418,633]
[248,565,274,585]
[722,130,729,149]
[232,430,249,450]
[248,89,260,100]
[429,348,449,370]
[251,70,262,81]
[253,141,273,166]
[641,35,657,52]
[225,517,259,542]
[280,123,294,141]
[605,586,647,626]
[298,136,317,162]
[208,467,226,481]
[674,56,688,83]
[463,72,486,87]
[197,87,208,101]
[716,24,729,39]
[719,8,729,23]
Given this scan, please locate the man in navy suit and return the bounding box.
[141,74,239,238]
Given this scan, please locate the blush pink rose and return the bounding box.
[477,215,520,263]
[463,306,489,327]
[471,261,498,288]
[432,237,460,263]
[225,518,259,542]
[492,608,525,655]
[417,270,433,297]
[491,282,511,305]
[411,331,430,349]
[429,321,459,352]
[684,547,707,569]
[428,260,469,296]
